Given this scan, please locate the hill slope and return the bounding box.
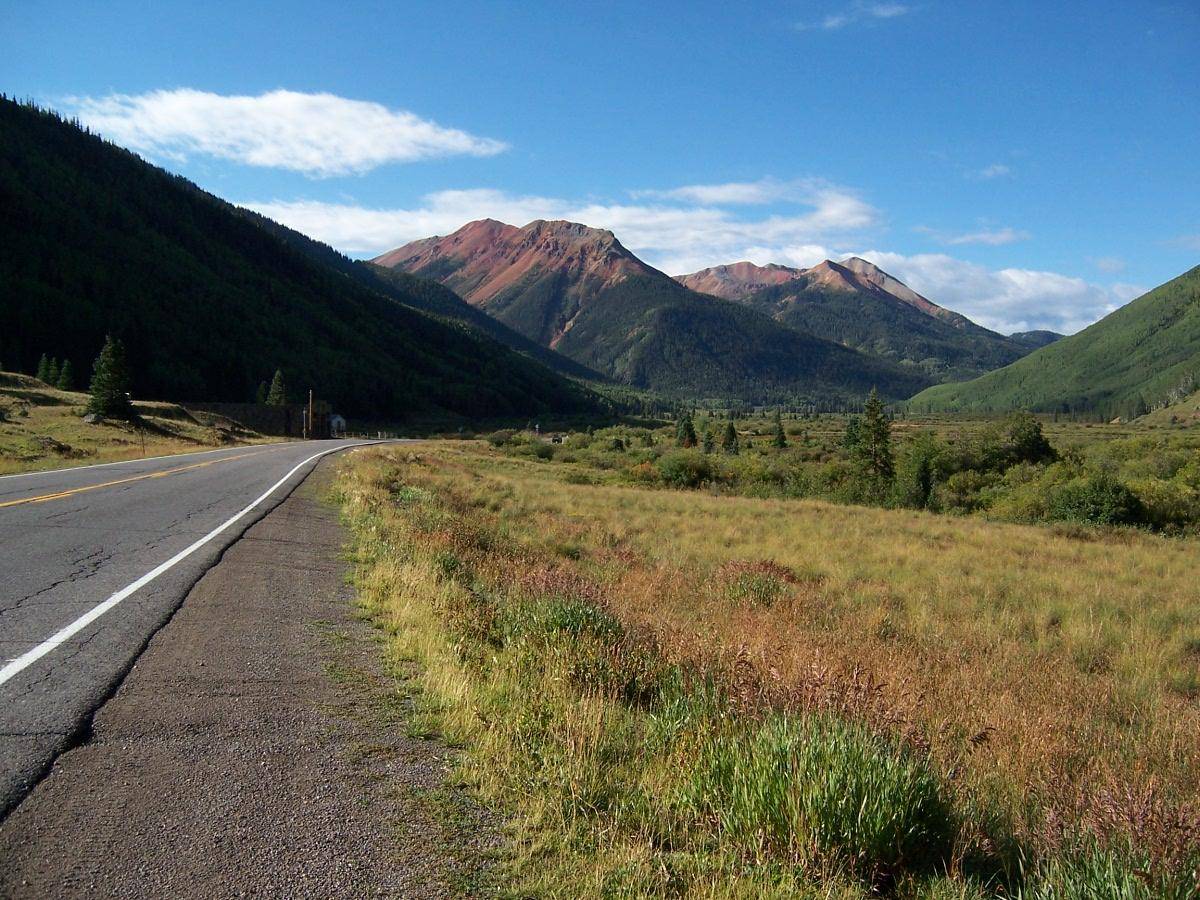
[375,221,932,403]
[679,259,1028,380]
[909,266,1200,416]
[0,98,598,419]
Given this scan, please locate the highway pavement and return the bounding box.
[0,439,379,816]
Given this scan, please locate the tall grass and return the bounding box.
[336,443,1200,898]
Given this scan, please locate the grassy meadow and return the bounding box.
[337,440,1200,898]
[0,371,269,474]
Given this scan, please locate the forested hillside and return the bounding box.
[0,98,599,419]
[910,266,1200,416]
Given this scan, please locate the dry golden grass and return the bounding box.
[0,372,272,474]
[338,441,1200,896]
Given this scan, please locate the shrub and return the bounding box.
[687,714,954,884]
[485,429,517,447]
[1048,474,1145,526]
[656,450,717,488]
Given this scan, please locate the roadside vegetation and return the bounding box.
[0,370,265,474]
[337,441,1200,897]
[482,399,1200,535]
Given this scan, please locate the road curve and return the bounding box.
[0,439,381,815]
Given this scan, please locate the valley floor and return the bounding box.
[337,441,1200,897]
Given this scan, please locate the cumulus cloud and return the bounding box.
[798,2,912,30]
[244,181,1135,335]
[846,251,1144,335]
[64,89,507,177]
[243,180,880,274]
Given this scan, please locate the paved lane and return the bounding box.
[0,439,379,815]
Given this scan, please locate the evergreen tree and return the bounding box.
[87,335,133,418]
[702,424,716,454]
[772,410,787,449]
[46,357,60,387]
[35,353,51,383]
[56,359,74,391]
[255,381,269,404]
[843,416,862,452]
[676,410,697,448]
[266,369,287,406]
[851,388,894,484]
[722,421,740,455]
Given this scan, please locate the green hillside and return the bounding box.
[743,279,1026,381]
[0,98,599,420]
[909,266,1200,416]
[494,271,933,404]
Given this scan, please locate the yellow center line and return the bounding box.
[0,447,283,509]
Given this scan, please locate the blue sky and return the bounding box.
[3,0,1198,333]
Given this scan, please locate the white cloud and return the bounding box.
[244,182,1135,336]
[1093,256,1126,273]
[846,251,1144,335]
[945,227,1030,246]
[973,164,1012,180]
[64,89,507,177]
[1171,233,1200,252]
[243,180,880,273]
[916,224,1030,246]
[799,2,912,30]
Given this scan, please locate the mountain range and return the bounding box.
[677,259,1048,381]
[374,220,937,403]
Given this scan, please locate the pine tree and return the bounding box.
[46,357,60,387]
[676,410,697,448]
[56,359,74,391]
[722,421,740,455]
[266,369,287,406]
[702,425,716,454]
[851,388,894,483]
[87,335,133,418]
[772,410,787,449]
[255,381,269,404]
[36,353,51,383]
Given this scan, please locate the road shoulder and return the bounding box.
[0,461,496,898]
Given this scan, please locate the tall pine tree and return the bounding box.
[35,353,51,383]
[851,388,894,484]
[87,336,133,418]
[772,410,787,449]
[56,359,74,391]
[676,410,698,448]
[266,369,288,406]
[722,421,740,455]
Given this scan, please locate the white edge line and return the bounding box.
[0,440,296,481]
[0,441,381,688]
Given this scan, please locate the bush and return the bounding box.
[656,450,717,489]
[687,714,954,884]
[484,429,517,447]
[1048,474,1146,526]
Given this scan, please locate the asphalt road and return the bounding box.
[0,439,378,816]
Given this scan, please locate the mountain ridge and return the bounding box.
[375,220,934,403]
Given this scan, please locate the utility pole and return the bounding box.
[308,389,315,440]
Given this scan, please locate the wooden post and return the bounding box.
[308,389,315,440]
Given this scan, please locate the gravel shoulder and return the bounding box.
[0,461,495,898]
